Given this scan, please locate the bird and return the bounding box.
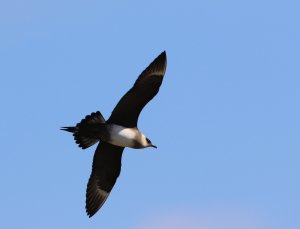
[61,51,167,217]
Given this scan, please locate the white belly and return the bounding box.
[108,124,139,148]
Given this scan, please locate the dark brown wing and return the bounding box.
[85,142,124,217]
[107,51,167,127]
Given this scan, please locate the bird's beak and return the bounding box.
[151,144,157,149]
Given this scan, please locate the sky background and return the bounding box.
[1,0,299,228]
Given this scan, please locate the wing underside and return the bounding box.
[107,51,167,127]
[86,142,124,217]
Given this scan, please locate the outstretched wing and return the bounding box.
[86,142,124,217]
[107,51,167,128]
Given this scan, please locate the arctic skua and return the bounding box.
[61,51,167,217]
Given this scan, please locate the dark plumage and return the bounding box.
[108,52,167,127]
[86,142,123,217]
[62,51,167,217]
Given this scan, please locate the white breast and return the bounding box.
[108,124,139,148]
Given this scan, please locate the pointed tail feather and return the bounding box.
[61,126,78,133]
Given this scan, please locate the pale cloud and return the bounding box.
[136,207,277,229]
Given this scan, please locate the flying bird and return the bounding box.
[61,51,167,217]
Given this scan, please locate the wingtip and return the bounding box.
[150,50,167,76]
[85,203,97,218]
[86,210,94,218]
[159,50,167,61]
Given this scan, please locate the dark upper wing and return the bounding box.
[86,142,124,217]
[107,51,167,127]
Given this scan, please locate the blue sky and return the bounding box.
[1,0,299,228]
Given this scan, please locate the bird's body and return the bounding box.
[106,124,148,149]
[61,51,167,217]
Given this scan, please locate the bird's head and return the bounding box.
[143,135,157,148]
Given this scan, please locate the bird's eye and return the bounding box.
[146,137,151,143]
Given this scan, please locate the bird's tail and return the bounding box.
[61,111,106,149]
